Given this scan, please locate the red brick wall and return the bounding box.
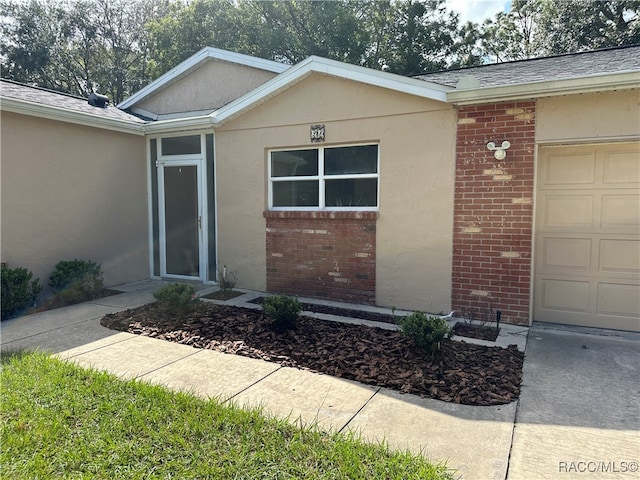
[453,102,536,325]
[264,211,377,304]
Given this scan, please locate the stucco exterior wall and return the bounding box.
[1,111,149,294]
[536,90,640,143]
[215,73,456,312]
[138,61,279,115]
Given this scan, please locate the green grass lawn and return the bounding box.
[1,351,454,479]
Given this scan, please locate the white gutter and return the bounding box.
[1,97,145,135]
[447,70,640,105]
[142,113,214,134]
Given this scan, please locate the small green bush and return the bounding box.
[398,312,453,353]
[1,264,42,320]
[49,259,103,303]
[153,283,200,315]
[263,295,302,331]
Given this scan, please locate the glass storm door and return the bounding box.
[159,161,202,278]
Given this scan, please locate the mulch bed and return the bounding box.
[453,322,500,342]
[101,302,524,406]
[248,296,399,325]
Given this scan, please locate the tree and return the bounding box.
[479,0,640,62]
[534,0,640,55]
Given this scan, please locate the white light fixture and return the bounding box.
[487,141,511,160]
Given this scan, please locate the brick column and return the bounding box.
[453,102,536,325]
[264,211,377,304]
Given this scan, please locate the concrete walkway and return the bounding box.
[2,280,638,480]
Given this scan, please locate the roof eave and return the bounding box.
[143,114,215,135]
[447,71,640,105]
[1,97,145,135]
[211,56,452,128]
[118,47,289,110]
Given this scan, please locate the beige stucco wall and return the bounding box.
[138,61,279,115]
[537,90,640,143]
[215,73,456,313]
[1,111,149,294]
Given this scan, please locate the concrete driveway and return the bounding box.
[508,325,640,479]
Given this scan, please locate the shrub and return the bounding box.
[398,312,453,353]
[153,283,200,315]
[263,295,302,331]
[1,264,42,320]
[217,265,238,293]
[49,259,103,304]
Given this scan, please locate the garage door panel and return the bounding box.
[542,152,596,186]
[601,194,640,229]
[540,194,594,228]
[538,278,590,313]
[603,150,640,186]
[540,237,592,271]
[535,142,640,332]
[597,283,640,317]
[599,239,640,275]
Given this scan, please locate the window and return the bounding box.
[269,144,378,210]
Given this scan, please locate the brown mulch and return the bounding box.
[101,302,524,406]
[453,322,500,341]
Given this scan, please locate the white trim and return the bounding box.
[447,70,640,105]
[1,97,145,135]
[158,158,205,280]
[118,46,289,110]
[211,56,451,127]
[269,143,380,211]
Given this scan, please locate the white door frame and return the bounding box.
[157,156,206,281]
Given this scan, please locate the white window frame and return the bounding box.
[268,143,379,211]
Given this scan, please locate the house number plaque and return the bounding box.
[310,124,325,143]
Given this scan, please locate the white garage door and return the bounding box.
[535,143,640,331]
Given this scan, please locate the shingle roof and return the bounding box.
[415,45,640,88]
[0,79,147,123]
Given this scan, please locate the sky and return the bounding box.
[447,0,511,24]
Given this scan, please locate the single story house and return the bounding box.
[2,45,639,331]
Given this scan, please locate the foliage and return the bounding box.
[263,294,302,331]
[153,282,200,315]
[1,352,453,479]
[2,0,637,101]
[217,265,238,293]
[398,312,453,353]
[481,0,640,61]
[1,264,42,320]
[48,259,103,304]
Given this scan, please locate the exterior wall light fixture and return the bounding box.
[487,141,511,160]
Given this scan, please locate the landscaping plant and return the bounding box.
[153,283,200,315]
[49,259,103,304]
[1,264,42,320]
[398,312,453,353]
[262,294,302,331]
[217,265,238,293]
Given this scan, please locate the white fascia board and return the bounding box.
[448,70,640,105]
[142,114,214,135]
[1,97,145,135]
[211,56,452,127]
[118,47,289,110]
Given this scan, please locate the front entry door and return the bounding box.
[159,161,202,279]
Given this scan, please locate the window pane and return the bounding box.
[325,178,378,207]
[162,135,201,155]
[272,150,318,177]
[272,181,319,207]
[325,145,377,175]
